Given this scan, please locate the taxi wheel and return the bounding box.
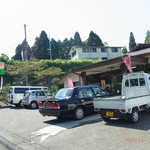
[74,106,85,120]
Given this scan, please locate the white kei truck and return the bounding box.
[94,72,150,123]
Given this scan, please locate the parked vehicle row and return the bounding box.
[7,72,150,123]
[38,85,109,120]
[7,86,49,107]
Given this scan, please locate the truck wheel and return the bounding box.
[74,106,85,120]
[128,109,139,123]
[30,101,38,109]
[101,116,110,122]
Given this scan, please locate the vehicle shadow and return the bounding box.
[0,104,28,110]
[43,113,102,128]
[103,111,150,131]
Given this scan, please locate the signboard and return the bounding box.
[67,78,74,87]
[0,62,5,74]
[122,56,133,73]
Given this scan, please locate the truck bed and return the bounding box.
[94,95,150,110]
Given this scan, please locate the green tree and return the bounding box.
[73,32,82,46]
[0,54,9,63]
[61,38,72,59]
[31,31,49,59]
[144,30,150,44]
[6,60,62,86]
[122,46,128,54]
[87,31,104,46]
[51,38,61,59]
[129,32,136,50]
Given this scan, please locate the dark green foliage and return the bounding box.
[0,54,13,64]
[129,32,136,50]
[122,46,128,54]
[31,31,49,59]
[145,30,150,44]
[3,59,96,88]
[11,30,106,60]
[51,38,61,59]
[73,32,82,46]
[87,31,104,46]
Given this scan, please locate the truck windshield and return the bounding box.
[55,88,73,99]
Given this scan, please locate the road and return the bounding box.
[0,105,150,150]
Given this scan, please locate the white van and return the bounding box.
[7,86,48,107]
[22,90,53,109]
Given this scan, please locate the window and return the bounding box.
[102,57,107,60]
[90,48,97,52]
[72,50,76,57]
[82,48,89,53]
[36,91,45,96]
[78,88,93,98]
[125,80,129,87]
[101,48,107,52]
[92,87,107,96]
[55,88,73,99]
[111,48,118,52]
[139,78,146,86]
[130,79,138,87]
[82,48,97,53]
[14,88,29,94]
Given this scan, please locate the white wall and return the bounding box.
[71,47,122,60]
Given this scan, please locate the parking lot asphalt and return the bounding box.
[0,104,150,150]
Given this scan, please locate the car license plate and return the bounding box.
[106,111,114,117]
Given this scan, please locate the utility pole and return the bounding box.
[24,24,27,42]
[23,24,29,85]
[23,24,28,61]
[48,35,52,60]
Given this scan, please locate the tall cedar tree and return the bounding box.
[74,32,82,46]
[144,30,150,44]
[51,38,61,59]
[129,32,136,50]
[87,31,104,46]
[31,31,49,59]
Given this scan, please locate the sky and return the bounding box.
[0,0,150,58]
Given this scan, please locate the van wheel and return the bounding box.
[30,101,38,109]
[74,106,85,120]
[128,109,139,123]
[15,100,23,108]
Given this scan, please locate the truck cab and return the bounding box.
[94,72,150,123]
[122,72,150,97]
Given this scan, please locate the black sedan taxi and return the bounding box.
[39,85,109,120]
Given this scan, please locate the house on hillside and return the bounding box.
[58,44,150,94]
[70,46,123,60]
